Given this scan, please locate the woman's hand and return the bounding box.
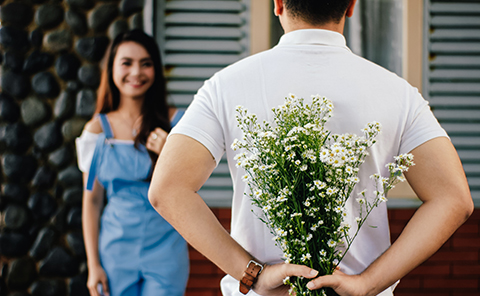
[146,127,168,155]
[86,264,109,296]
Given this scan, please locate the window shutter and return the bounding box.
[423,0,480,204]
[155,0,250,207]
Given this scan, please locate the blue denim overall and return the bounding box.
[86,113,188,296]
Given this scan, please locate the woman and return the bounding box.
[76,30,188,296]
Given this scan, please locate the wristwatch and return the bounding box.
[239,260,264,294]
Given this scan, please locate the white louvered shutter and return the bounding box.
[155,0,250,207]
[423,0,480,203]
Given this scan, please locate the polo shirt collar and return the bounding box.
[277,29,351,52]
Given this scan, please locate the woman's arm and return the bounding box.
[82,173,110,296]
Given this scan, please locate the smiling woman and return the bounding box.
[112,41,155,101]
[75,30,188,296]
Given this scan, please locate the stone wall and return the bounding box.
[0,0,145,295]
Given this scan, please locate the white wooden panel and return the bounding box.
[430,69,480,80]
[165,13,244,26]
[430,3,480,14]
[457,150,480,161]
[166,1,244,12]
[430,56,480,67]
[433,109,480,121]
[431,29,480,40]
[167,81,205,93]
[430,42,480,54]
[450,136,480,148]
[429,82,480,94]
[166,67,221,79]
[441,123,480,134]
[430,16,480,27]
[165,54,242,66]
[165,40,244,53]
[429,96,480,107]
[165,27,244,39]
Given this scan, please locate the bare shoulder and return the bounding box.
[84,116,103,134]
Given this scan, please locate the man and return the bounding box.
[148,0,473,295]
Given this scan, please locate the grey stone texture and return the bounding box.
[54,91,76,120]
[44,29,73,52]
[35,4,64,29]
[78,64,101,87]
[0,122,32,153]
[21,97,49,126]
[0,93,20,123]
[0,232,31,258]
[66,10,88,36]
[109,19,129,40]
[30,29,44,48]
[0,2,33,27]
[34,121,63,152]
[2,183,30,204]
[56,53,81,81]
[39,247,79,277]
[75,88,96,117]
[0,0,145,293]
[3,204,31,231]
[30,226,58,260]
[6,257,37,289]
[0,26,30,51]
[120,0,144,17]
[62,118,88,142]
[31,279,67,296]
[4,51,24,73]
[1,71,30,98]
[89,3,119,32]
[75,36,109,62]
[28,192,57,221]
[32,72,60,98]
[48,145,73,168]
[2,154,37,183]
[66,0,95,10]
[130,12,143,30]
[23,50,54,74]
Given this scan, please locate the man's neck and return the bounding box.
[282,19,346,35]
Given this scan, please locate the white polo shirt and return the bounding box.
[171,29,448,296]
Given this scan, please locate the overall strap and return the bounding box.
[98,114,114,139]
[86,134,106,191]
[170,109,185,128]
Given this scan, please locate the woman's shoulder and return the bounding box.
[84,116,103,134]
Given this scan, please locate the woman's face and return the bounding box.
[112,41,155,100]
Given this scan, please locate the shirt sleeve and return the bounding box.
[169,77,225,165]
[399,86,449,155]
[75,131,100,173]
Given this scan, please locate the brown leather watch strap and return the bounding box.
[239,260,264,294]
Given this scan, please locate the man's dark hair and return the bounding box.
[283,0,351,25]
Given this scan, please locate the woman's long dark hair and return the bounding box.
[96,29,170,166]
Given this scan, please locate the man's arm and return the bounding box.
[307,137,474,295]
[148,134,319,295]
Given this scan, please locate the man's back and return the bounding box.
[171,29,447,292]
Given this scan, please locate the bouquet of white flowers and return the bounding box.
[232,95,414,296]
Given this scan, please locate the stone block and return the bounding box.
[21,97,49,126]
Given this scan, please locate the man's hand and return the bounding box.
[254,263,318,296]
[304,269,371,296]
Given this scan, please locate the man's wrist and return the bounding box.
[239,259,264,294]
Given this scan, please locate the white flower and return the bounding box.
[306,234,313,241]
[301,253,312,262]
[319,249,327,256]
[356,197,365,204]
[327,239,336,248]
[300,164,308,171]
